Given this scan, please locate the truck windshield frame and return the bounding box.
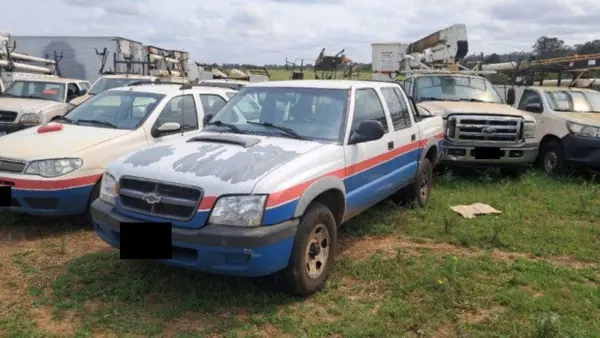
[414,75,504,104]
[205,87,349,143]
[88,78,149,95]
[544,90,600,113]
[3,80,66,102]
[63,90,166,130]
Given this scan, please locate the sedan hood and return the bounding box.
[110,132,323,196]
[419,101,536,122]
[0,123,132,160]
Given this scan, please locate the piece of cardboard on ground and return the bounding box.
[450,203,502,219]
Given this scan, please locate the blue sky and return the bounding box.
[1,0,598,64]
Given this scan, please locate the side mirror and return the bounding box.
[506,88,515,105]
[524,102,543,113]
[349,120,385,144]
[202,114,213,126]
[151,122,181,137]
[80,88,88,95]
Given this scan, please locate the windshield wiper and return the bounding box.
[76,119,118,129]
[458,98,493,103]
[52,116,78,125]
[247,121,305,140]
[0,92,18,97]
[206,120,242,133]
[24,94,54,101]
[418,97,446,101]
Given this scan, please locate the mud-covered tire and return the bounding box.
[276,201,337,297]
[84,182,101,224]
[538,140,564,175]
[411,158,433,208]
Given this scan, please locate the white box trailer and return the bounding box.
[371,43,408,81]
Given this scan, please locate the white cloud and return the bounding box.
[1,0,598,64]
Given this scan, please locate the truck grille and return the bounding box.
[0,158,26,173]
[118,177,203,221]
[447,115,523,143]
[0,111,17,123]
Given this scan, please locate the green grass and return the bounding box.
[1,170,599,337]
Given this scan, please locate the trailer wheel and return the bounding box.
[276,201,336,297]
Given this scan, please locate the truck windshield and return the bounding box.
[414,75,503,104]
[88,78,148,95]
[63,90,165,129]
[205,87,349,142]
[3,80,65,102]
[544,90,600,113]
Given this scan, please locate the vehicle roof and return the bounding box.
[201,79,249,84]
[99,74,157,79]
[108,84,237,95]
[247,79,402,89]
[408,72,484,79]
[13,77,89,84]
[529,86,598,93]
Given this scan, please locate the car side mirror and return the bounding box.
[524,102,543,113]
[151,122,181,137]
[202,114,213,126]
[80,89,88,95]
[349,120,385,144]
[506,88,515,105]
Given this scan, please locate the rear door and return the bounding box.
[343,87,396,217]
[149,94,203,145]
[381,85,420,180]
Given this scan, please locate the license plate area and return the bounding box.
[473,147,503,160]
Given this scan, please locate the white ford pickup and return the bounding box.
[91,80,444,296]
[0,83,234,220]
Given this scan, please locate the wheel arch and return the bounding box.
[293,176,346,227]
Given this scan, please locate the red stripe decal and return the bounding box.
[0,174,102,190]
[198,196,217,211]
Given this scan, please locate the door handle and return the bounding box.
[388,141,394,150]
[411,134,416,141]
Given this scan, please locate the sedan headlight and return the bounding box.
[523,121,536,139]
[209,195,267,227]
[24,158,83,178]
[19,113,41,124]
[99,172,117,205]
[566,121,600,137]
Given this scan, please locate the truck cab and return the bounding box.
[90,80,444,296]
[401,72,538,175]
[506,85,600,173]
[0,75,91,135]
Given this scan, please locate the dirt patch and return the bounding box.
[522,285,544,298]
[433,324,456,338]
[339,235,597,270]
[161,312,215,337]
[459,306,507,324]
[30,306,79,335]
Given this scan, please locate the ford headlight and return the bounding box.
[99,172,117,205]
[209,195,267,227]
[566,121,600,137]
[523,121,536,139]
[24,158,83,178]
[19,113,41,124]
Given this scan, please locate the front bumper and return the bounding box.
[441,139,538,167]
[0,122,39,135]
[0,175,98,216]
[561,134,600,170]
[91,199,298,277]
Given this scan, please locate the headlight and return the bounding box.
[209,195,267,227]
[566,121,600,137]
[24,158,83,178]
[99,172,117,205]
[19,113,41,123]
[523,121,536,139]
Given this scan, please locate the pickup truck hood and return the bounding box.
[557,112,600,127]
[0,123,132,160]
[111,133,323,196]
[419,101,536,122]
[0,97,64,113]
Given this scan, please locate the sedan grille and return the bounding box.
[118,177,203,221]
[0,111,18,123]
[0,158,26,173]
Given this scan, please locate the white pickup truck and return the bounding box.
[91,80,444,296]
[0,83,235,220]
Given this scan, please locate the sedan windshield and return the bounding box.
[414,75,503,104]
[544,90,600,113]
[205,87,349,142]
[88,77,149,95]
[62,90,165,129]
[3,80,65,102]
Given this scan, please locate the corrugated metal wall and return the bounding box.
[9,36,136,83]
